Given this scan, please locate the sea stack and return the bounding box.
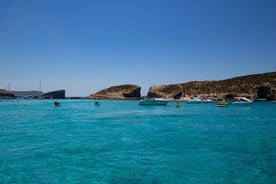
[41,90,66,99]
[88,84,141,100]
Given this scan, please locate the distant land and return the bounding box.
[11,91,43,98]
[1,72,276,101]
[89,72,276,101]
[0,89,65,99]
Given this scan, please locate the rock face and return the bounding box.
[148,72,276,100]
[41,90,65,99]
[0,89,15,98]
[89,84,141,100]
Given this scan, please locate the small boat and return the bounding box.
[232,97,253,106]
[202,99,212,103]
[94,101,101,106]
[216,101,228,107]
[176,101,180,108]
[24,95,33,100]
[139,96,169,106]
[54,101,61,106]
[187,97,202,104]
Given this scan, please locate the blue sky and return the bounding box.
[0,0,275,96]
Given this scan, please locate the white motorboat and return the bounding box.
[232,97,253,105]
[187,97,202,104]
[138,97,169,106]
[202,99,212,103]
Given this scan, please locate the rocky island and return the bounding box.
[148,72,276,101]
[40,90,66,99]
[88,84,141,100]
[0,89,15,98]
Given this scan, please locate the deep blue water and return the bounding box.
[0,99,276,184]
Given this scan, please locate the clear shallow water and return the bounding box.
[0,100,275,184]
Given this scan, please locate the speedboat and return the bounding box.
[202,99,212,103]
[138,96,169,106]
[187,97,202,104]
[232,97,253,106]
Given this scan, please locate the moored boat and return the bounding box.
[202,99,212,103]
[216,101,228,107]
[95,101,101,106]
[232,97,253,106]
[24,95,33,99]
[187,97,202,104]
[54,101,61,106]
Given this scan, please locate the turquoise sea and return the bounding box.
[1,99,275,184]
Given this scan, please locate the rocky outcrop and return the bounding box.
[88,84,141,100]
[148,72,276,101]
[41,90,65,99]
[0,89,15,98]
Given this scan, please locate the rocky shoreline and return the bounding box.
[88,72,276,101]
[1,72,276,101]
[147,74,276,101]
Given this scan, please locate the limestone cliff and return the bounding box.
[148,72,276,100]
[88,84,141,100]
[0,89,15,98]
[41,90,65,99]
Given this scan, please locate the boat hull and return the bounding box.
[187,98,202,104]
